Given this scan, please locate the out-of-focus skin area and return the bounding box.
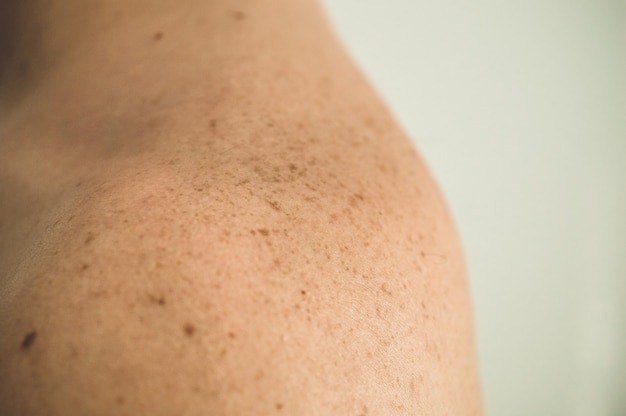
[0,0,483,414]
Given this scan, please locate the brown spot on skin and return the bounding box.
[380,283,392,296]
[149,294,166,306]
[250,229,256,235]
[232,11,246,20]
[288,163,298,172]
[20,331,37,350]
[265,199,281,211]
[183,323,195,337]
[258,228,270,237]
[84,232,95,245]
[300,290,306,296]
[227,332,236,339]
[116,395,125,405]
[349,193,365,208]
[81,263,89,271]
[153,31,163,41]
[275,403,284,410]
[210,119,217,129]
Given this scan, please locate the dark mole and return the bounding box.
[258,228,270,236]
[183,323,196,337]
[232,11,246,20]
[275,402,284,410]
[81,263,89,271]
[21,331,37,350]
[153,31,163,41]
[300,290,306,296]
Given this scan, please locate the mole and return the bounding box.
[153,31,163,41]
[183,323,196,337]
[20,331,37,351]
[232,11,245,21]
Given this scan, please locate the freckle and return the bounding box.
[250,229,256,235]
[421,300,426,310]
[288,163,298,172]
[21,331,37,350]
[273,258,281,268]
[81,263,89,271]
[210,119,217,129]
[266,199,281,211]
[300,290,306,296]
[116,395,125,405]
[153,31,163,41]
[297,122,304,129]
[233,10,246,20]
[84,233,95,245]
[258,228,269,236]
[227,332,236,339]
[275,402,284,410]
[149,294,167,306]
[183,323,196,337]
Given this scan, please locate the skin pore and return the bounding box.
[0,0,483,414]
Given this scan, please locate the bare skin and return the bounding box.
[0,0,483,414]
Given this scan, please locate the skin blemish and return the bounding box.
[153,31,163,41]
[232,11,246,20]
[84,232,95,245]
[183,323,196,337]
[250,229,257,235]
[227,332,236,339]
[258,228,270,237]
[149,294,166,306]
[20,331,37,351]
[300,290,306,296]
[265,199,281,211]
[210,119,217,129]
[81,263,89,271]
[275,403,284,411]
[380,283,393,296]
[116,395,125,405]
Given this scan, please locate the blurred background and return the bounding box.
[322,1,626,415]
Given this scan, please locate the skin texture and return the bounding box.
[0,0,483,414]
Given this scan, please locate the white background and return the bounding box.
[322,1,626,414]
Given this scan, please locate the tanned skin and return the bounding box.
[0,0,483,414]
